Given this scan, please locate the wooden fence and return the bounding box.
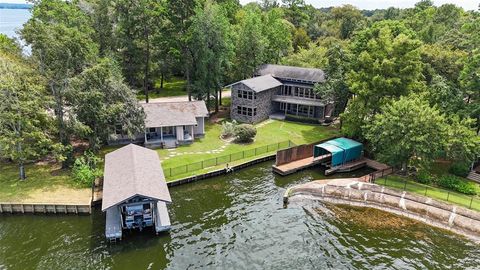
[275,136,339,166]
[0,203,91,214]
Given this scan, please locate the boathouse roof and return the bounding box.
[314,137,363,167]
[101,144,171,211]
[141,100,208,128]
[255,64,325,83]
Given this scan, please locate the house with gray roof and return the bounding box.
[227,64,335,123]
[103,144,172,241]
[110,100,209,148]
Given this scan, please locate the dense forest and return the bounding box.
[0,0,479,179]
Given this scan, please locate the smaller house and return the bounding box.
[110,100,209,148]
[142,101,209,148]
[102,144,172,241]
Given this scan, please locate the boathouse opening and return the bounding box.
[102,144,172,241]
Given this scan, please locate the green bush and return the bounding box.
[448,162,470,177]
[72,151,102,187]
[221,120,238,139]
[416,169,432,184]
[436,174,477,195]
[234,124,257,143]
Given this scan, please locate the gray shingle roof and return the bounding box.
[101,144,171,211]
[238,74,283,93]
[141,101,208,127]
[256,64,325,83]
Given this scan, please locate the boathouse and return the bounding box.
[314,137,363,167]
[102,144,172,241]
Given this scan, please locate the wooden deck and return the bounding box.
[325,158,367,175]
[272,154,331,176]
[105,207,122,241]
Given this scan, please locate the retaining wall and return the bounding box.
[286,181,480,242]
[0,202,91,214]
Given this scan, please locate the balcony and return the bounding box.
[272,95,325,107]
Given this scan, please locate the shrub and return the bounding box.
[72,151,102,187]
[448,161,470,177]
[416,169,432,184]
[436,174,477,195]
[234,124,257,143]
[221,120,237,139]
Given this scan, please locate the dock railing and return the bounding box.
[164,140,294,178]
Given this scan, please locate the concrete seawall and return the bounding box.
[285,179,480,242]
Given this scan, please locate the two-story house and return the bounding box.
[228,64,335,124]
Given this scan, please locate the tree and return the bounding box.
[114,0,163,103]
[425,75,463,113]
[314,44,352,116]
[21,0,98,167]
[262,8,292,63]
[0,51,60,180]
[331,5,365,39]
[188,1,234,112]
[165,0,198,100]
[460,50,480,133]
[281,42,327,68]
[292,27,310,52]
[66,58,145,151]
[365,95,447,171]
[233,6,267,79]
[445,116,480,162]
[343,21,424,138]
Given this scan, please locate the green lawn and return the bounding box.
[158,119,340,180]
[377,175,480,211]
[0,162,90,203]
[137,76,187,100]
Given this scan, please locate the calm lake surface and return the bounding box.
[0,8,30,38]
[0,161,479,269]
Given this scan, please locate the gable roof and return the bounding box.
[141,100,208,127]
[101,144,171,211]
[255,64,325,83]
[235,74,282,93]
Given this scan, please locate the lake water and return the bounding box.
[0,8,30,39]
[0,161,479,269]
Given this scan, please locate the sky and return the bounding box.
[2,0,479,10]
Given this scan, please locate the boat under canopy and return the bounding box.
[102,144,172,241]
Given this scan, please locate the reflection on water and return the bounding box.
[0,161,478,269]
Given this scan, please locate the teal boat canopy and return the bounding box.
[313,137,363,167]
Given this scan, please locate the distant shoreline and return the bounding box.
[0,3,32,9]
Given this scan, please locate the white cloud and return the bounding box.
[240,0,479,11]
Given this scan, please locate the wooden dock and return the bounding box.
[0,202,91,214]
[105,206,122,241]
[272,154,331,176]
[325,158,367,175]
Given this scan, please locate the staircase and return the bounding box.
[467,171,480,183]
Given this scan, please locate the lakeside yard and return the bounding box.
[377,174,480,211]
[157,119,340,180]
[0,119,339,202]
[0,163,91,204]
[137,76,186,100]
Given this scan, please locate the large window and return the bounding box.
[237,106,257,116]
[237,89,256,100]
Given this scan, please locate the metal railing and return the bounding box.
[164,140,294,177]
[375,176,480,211]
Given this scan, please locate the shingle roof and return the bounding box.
[256,64,325,83]
[101,144,171,211]
[141,101,208,127]
[237,74,283,93]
